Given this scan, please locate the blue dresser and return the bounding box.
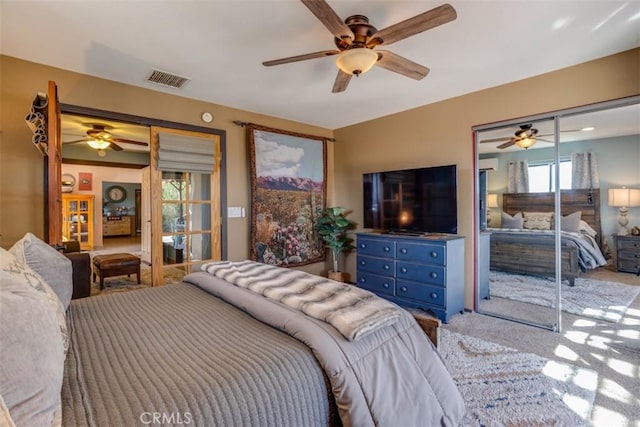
[356,232,465,323]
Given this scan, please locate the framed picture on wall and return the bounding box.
[78,172,92,191]
[248,124,327,267]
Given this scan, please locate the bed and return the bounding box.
[1,239,465,427]
[486,189,607,285]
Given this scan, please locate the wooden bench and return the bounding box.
[409,310,441,348]
[92,253,141,289]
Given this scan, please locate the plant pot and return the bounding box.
[328,271,349,283]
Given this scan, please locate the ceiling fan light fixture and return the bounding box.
[87,139,110,150]
[335,48,378,76]
[515,137,536,149]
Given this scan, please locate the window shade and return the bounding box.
[158,133,215,173]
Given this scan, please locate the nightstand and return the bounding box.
[613,234,640,274]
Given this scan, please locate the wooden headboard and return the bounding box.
[502,189,602,248]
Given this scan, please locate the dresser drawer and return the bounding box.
[357,273,395,296]
[396,261,445,286]
[617,238,640,251]
[357,237,395,258]
[396,280,445,307]
[396,242,445,266]
[357,255,394,277]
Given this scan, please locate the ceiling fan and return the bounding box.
[480,124,584,150]
[262,0,457,93]
[64,124,149,152]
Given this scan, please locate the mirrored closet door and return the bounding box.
[474,96,640,332]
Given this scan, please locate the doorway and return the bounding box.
[55,103,227,287]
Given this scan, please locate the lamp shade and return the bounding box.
[335,48,378,76]
[487,193,499,208]
[608,187,640,207]
[515,137,536,149]
[87,139,111,150]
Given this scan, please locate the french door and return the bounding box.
[149,126,222,286]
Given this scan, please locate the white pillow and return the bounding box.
[0,248,68,353]
[0,250,66,427]
[523,212,553,230]
[579,220,598,238]
[9,232,73,310]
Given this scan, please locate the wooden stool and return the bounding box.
[92,253,141,290]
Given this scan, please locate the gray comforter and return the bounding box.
[185,271,465,427]
[62,283,337,426]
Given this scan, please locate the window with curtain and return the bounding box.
[528,160,572,192]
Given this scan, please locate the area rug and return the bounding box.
[440,329,597,426]
[489,271,640,322]
[90,266,186,296]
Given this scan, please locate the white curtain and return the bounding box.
[571,152,600,189]
[507,160,529,192]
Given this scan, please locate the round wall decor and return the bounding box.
[106,185,127,202]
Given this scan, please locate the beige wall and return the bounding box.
[0,55,334,275]
[333,48,640,308]
[2,50,638,299]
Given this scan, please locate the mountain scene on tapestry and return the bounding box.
[249,127,326,267]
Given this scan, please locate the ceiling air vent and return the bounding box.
[147,69,190,89]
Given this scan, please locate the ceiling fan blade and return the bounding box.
[367,3,457,47]
[108,142,124,151]
[111,137,149,146]
[375,50,429,80]
[479,137,512,143]
[300,0,354,43]
[263,50,340,67]
[497,140,516,149]
[332,70,352,93]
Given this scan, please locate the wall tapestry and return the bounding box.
[248,124,327,267]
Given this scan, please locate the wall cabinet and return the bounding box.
[62,194,94,251]
[356,232,465,323]
[103,216,134,237]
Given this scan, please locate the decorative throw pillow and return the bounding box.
[0,248,68,353]
[523,212,553,230]
[560,211,582,233]
[0,266,65,427]
[579,219,598,237]
[9,232,73,310]
[501,211,523,229]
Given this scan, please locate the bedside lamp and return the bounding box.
[487,193,499,227]
[608,187,640,235]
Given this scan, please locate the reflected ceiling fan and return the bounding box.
[64,124,148,153]
[480,124,583,150]
[262,0,457,93]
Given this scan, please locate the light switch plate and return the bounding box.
[228,207,243,218]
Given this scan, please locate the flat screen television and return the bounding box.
[363,164,458,234]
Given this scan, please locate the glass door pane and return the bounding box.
[476,117,559,330]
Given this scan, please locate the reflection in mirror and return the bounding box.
[475,97,640,332]
[476,118,558,330]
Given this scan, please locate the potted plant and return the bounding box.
[316,206,356,282]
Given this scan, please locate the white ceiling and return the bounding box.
[2,1,639,130]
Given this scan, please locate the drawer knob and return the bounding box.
[430,251,438,258]
[400,267,407,273]
[360,260,366,265]
[360,243,366,249]
[400,248,407,254]
[360,277,366,283]
[384,246,391,252]
[383,283,390,288]
[430,292,438,299]
[400,286,408,292]
[383,264,390,270]
[430,272,438,279]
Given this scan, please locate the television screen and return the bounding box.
[363,165,457,234]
